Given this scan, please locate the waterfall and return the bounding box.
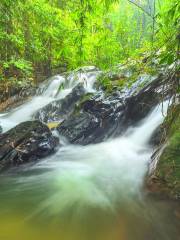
[0,67,100,132]
[1,103,168,216]
[0,68,178,240]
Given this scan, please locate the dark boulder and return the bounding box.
[0,121,59,171]
[58,112,99,145]
[34,83,86,123]
[57,93,124,144]
[57,74,172,145]
[149,125,165,146]
[123,75,171,126]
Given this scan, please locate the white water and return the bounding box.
[2,102,168,219]
[0,70,168,208]
[67,67,100,92]
[0,67,100,132]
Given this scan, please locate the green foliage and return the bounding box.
[0,0,179,86]
[156,105,180,198]
[156,0,180,65]
[3,59,32,74]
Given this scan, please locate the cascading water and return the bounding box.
[66,66,100,92]
[0,67,100,132]
[0,69,179,240]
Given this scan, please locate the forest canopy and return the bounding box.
[0,0,179,84]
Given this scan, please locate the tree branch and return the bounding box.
[127,0,168,38]
[127,0,153,18]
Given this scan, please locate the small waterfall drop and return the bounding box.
[0,67,100,132]
[42,75,65,97]
[67,66,100,92]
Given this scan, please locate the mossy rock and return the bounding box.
[96,60,159,94]
[74,92,95,114]
[156,131,180,198]
[0,121,59,171]
[150,104,180,199]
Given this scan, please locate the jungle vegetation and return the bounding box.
[0,0,179,85]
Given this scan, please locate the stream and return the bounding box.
[0,68,179,240]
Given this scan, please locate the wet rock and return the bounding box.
[58,112,100,144]
[57,74,171,145]
[76,66,99,72]
[34,83,86,123]
[57,93,124,144]
[123,75,170,126]
[0,121,59,171]
[125,74,157,97]
[149,125,165,146]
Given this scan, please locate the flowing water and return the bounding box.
[0,69,179,240]
[0,67,100,132]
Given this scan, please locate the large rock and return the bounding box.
[57,92,124,144]
[57,74,171,145]
[0,121,59,171]
[149,125,165,146]
[58,112,100,144]
[34,83,86,123]
[123,74,170,126]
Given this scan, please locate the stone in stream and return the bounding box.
[57,92,125,144]
[149,125,164,146]
[0,121,59,171]
[57,74,172,145]
[122,74,169,126]
[34,83,86,123]
[58,112,100,144]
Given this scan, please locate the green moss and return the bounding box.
[78,93,94,105]
[97,57,159,94]
[155,105,180,198]
[73,92,94,114]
